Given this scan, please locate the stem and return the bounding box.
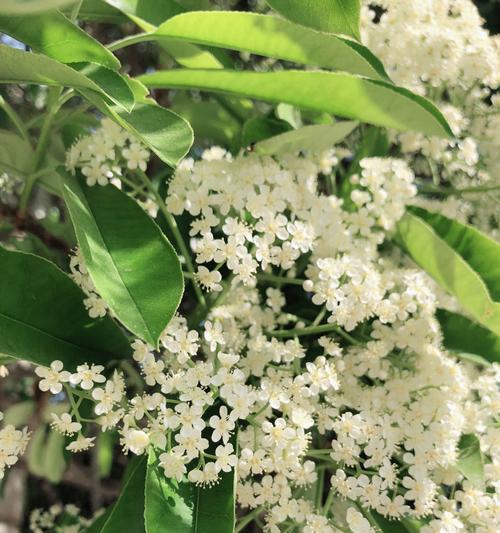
[0,96,30,144]
[267,323,362,345]
[235,507,263,533]
[70,0,84,21]
[108,33,149,52]
[64,384,83,425]
[136,170,207,308]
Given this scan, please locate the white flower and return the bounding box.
[159,451,186,481]
[70,364,106,390]
[214,443,237,473]
[66,436,95,453]
[35,361,70,394]
[195,266,223,292]
[122,142,149,171]
[209,406,235,444]
[50,413,81,435]
[346,507,374,533]
[122,429,149,455]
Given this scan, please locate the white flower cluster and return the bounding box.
[0,410,30,481]
[32,143,500,531]
[69,248,108,318]
[65,118,150,186]
[30,504,103,533]
[362,0,500,241]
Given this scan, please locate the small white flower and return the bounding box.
[35,361,70,394]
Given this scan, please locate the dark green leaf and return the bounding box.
[437,309,500,365]
[0,129,34,176]
[241,117,292,147]
[0,10,119,70]
[0,247,131,370]
[397,206,500,335]
[266,0,361,40]
[61,173,184,346]
[457,434,484,487]
[138,69,453,138]
[99,456,147,533]
[134,11,389,80]
[145,448,236,533]
[254,121,358,155]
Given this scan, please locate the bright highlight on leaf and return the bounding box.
[397,206,500,336]
[138,69,453,138]
[62,173,184,347]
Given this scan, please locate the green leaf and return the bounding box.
[255,121,357,155]
[266,0,361,40]
[70,63,134,113]
[171,94,241,151]
[370,511,421,533]
[397,206,500,336]
[138,69,453,138]
[145,448,236,533]
[132,11,388,80]
[3,401,35,426]
[0,45,130,112]
[99,456,147,533]
[106,0,224,69]
[61,173,184,347]
[0,11,119,70]
[105,0,184,28]
[436,309,499,365]
[43,429,67,483]
[81,90,194,167]
[457,434,484,487]
[0,129,34,176]
[0,0,76,14]
[0,247,131,370]
[27,426,48,477]
[241,117,292,147]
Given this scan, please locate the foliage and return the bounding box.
[0,1,498,532]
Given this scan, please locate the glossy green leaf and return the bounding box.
[70,63,134,113]
[457,434,484,487]
[70,0,126,22]
[138,69,453,138]
[437,309,500,365]
[145,448,236,533]
[0,11,119,70]
[397,206,500,336]
[81,89,194,167]
[99,456,147,533]
[130,11,388,80]
[0,247,131,370]
[62,174,184,347]
[105,0,184,28]
[106,0,223,69]
[0,45,131,112]
[0,0,75,14]
[255,121,357,155]
[241,117,292,148]
[267,0,361,40]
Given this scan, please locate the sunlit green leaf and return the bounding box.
[62,173,184,347]
[0,0,76,14]
[0,10,119,70]
[254,121,357,155]
[266,0,361,40]
[457,434,484,487]
[397,206,500,336]
[129,11,388,79]
[139,69,453,138]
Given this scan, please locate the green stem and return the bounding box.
[64,384,83,425]
[235,507,263,533]
[107,33,149,52]
[136,170,207,308]
[70,0,84,21]
[0,96,30,144]
[267,323,362,345]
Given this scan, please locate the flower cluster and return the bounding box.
[29,504,102,533]
[65,118,150,187]
[0,411,30,481]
